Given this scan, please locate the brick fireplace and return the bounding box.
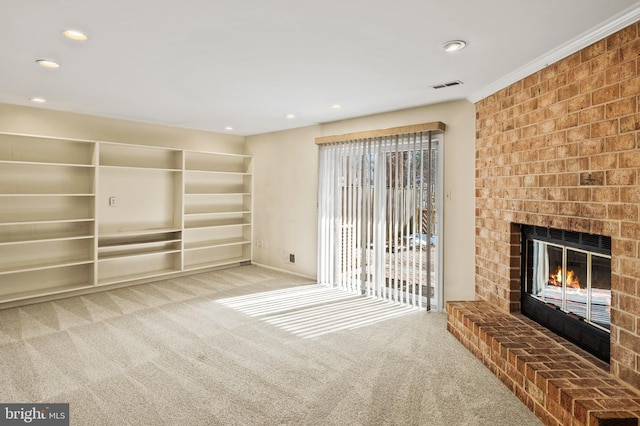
[447,15,640,426]
[474,20,640,393]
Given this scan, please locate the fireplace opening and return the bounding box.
[521,225,611,362]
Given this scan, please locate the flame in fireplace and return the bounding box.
[566,269,580,289]
[548,266,580,289]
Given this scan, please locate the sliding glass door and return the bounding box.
[318,131,442,310]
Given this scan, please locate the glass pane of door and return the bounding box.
[317,133,441,310]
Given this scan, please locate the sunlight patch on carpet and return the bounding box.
[216,285,418,338]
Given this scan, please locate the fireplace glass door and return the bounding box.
[524,239,611,331]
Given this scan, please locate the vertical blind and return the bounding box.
[317,128,441,309]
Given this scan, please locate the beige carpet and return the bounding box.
[0,265,541,425]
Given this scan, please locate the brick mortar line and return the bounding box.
[447,302,640,425]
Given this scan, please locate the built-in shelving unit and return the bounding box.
[0,132,252,305]
[183,151,252,271]
[97,142,185,285]
[0,134,96,302]
[97,228,183,285]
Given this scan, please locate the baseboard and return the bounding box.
[250,262,318,281]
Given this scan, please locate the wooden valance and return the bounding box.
[315,121,446,145]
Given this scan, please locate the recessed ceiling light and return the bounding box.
[285,114,296,119]
[225,126,234,131]
[62,29,88,41]
[36,59,61,68]
[330,104,342,110]
[442,40,467,52]
[29,97,46,103]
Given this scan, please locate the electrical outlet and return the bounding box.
[256,240,262,247]
[109,196,117,207]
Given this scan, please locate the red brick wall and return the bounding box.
[475,22,640,387]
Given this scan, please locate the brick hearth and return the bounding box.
[447,301,640,426]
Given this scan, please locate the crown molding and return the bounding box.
[468,2,640,104]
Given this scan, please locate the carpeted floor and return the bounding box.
[0,265,541,425]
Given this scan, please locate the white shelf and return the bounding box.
[184,172,250,195]
[0,262,94,302]
[0,193,95,197]
[98,228,182,262]
[99,237,181,249]
[0,259,94,275]
[99,247,181,261]
[185,151,251,174]
[0,133,95,166]
[0,211,94,224]
[185,169,251,176]
[99,228,182,240]
[184,220,250,230]
[99,142,182,170]
[100,164,181,172]
[97,268,181,286]
[0,163,94,195]
[185,150,251,158]
[185,209,251,216]
[97,248,181,284]
[184,258,251,272]
[0,283,94,304]
[0,221,93,244]
[0,235,93,246]
[0,218,95,226]
[0,159,94,168]
[0,199,94,229]
[185,191,251,196]
[184,238,250,251]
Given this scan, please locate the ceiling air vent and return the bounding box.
[431,80,463,89]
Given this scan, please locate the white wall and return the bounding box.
[245,125,321,278]
[246,99,477,303]
[0,103,244,153]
